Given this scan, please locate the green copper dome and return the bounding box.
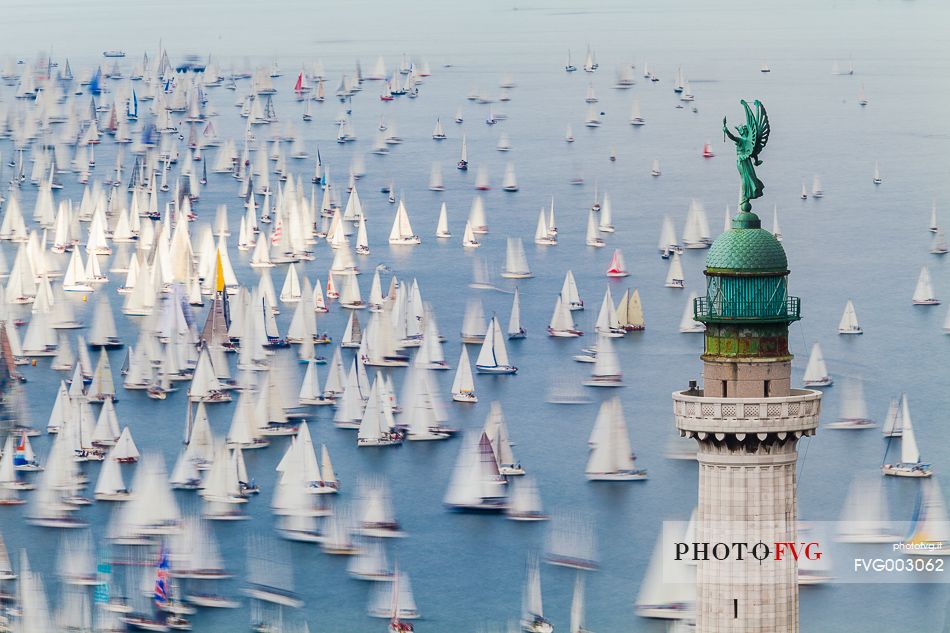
[705,212,788,272]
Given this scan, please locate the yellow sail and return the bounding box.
[215,249,225,293]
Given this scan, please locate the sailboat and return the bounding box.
[882,401,933,477]
[586,397,647,480]
[388,200,420,245]
[858,84,868,106]
[837,300,862,334]
[665,252,685,288]
[594,287,625,337]
[931,229,948,255]
[475,316,517,374]
[701,142,714,158]
[800,182,808,200]
[508,287,527,339]
[605,249,629,277]
[902,479,950,555]
[565,125,574,143]
[584,106,601,128]
[881,402,933,477]
[457,134,468,170]
[802,343,832,387]
[384,565,416,632]
[547,296,582,337]
[616,288,645,331]
[811,175,824,198]
[435,203,451,238]
[836,477,899,543]
[88,295,123,348]
[826,379,875,429]
[443,431,508,511]
[564,50,577,72]
[881,394,905,438]
[630,99,645,126]
[634,522,696,619]
[432,118,446,140]
[682,200,711,248]
[501,238,532,278]
[561,271,584,311]
[461,220,479,248]
[585,212,604,247]
[772,205,783,241]
[651,159,661,177]
[584,334,622,387]
[357,377,403,447]
[658,216,681,257]
[506,476,548,521]
[520,557,553,633]
[872,161,882,185]
[929,201,939,233]
[912,266,939,304]
[569,572,592,633]
[598,193,614,233]
[451,347,477,403]
[428,163,444,192]
[535,209,557,245]
[502,163,519,192]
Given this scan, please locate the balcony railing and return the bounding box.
[672,388,821,436]
[694,296,801,323]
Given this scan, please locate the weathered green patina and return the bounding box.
[697,98,800,358]
[723,99,770,213]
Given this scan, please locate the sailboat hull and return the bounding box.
[882,463,933,477]
[583,377,624,387]
[587,470,648,481]
[803,378,833,387]
[475,365,517,374]
[825,418,875,430]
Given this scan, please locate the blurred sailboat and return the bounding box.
[826,379,875,429]
[802,343,832,387]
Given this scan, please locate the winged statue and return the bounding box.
[723,99,770,212]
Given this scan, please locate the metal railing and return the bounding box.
[694,296,800,322]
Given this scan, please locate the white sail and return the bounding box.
[521,556,549,630]
[912,267,938,304]
[588,334,621,384]
[901,403,921,464]
[802,343,832,386]
[450,347,477,402]
[595,286,623,336]
[435,203,450,237]
[837,300,861,334]
[507,287,525,337]
[665,252,685,287]
[570,573,588,633]
[548,296,578,335]
[561,270,583,310]
[679,292,704,333]
[475,316,513,372]
[501,237,532,278]
[388,200,419,245]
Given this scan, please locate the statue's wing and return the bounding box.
[737,99,757,160]
[752,100,770,160]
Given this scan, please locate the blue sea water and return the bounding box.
[0,1,948,631]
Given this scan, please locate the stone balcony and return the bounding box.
[673,388,821,437]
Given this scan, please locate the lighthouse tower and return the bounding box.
[672,208,821,633]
